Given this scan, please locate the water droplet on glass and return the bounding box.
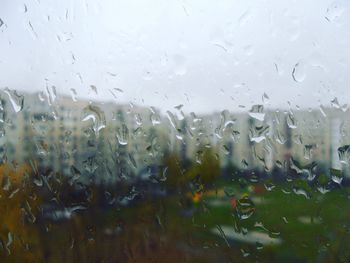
[286,113,297,129]
[331,97,340,109]
[319,105,327,117]
[81,105,106,135]
[325,2,345,22]
[22,4,28,13]
[28,21,38,38]
[6,232,13,254]
[256,242,264,250]
[236,196,255,220]
[317,185,331,194]
[304,144,315,160]
[249,105,265,121]
[135,113,142,126]
[90,85,98,94]
[330,168,343,185]
[128,153,137,168]
[70,88,78,102]
[242,159,249,169]
[116,124,129,146]
[4,88,24,113]
[46,85,57,105]
[293,187,311,199]
[262,93,269,104]
[292,61,306,83]
[249,125,269,143]
[338,145,350,164]
[69,165,81,185]
[150,107,161,125]
[142,70,153,80]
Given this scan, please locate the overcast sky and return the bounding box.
[0,0,349,113]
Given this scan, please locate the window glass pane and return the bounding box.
[1,0,350,262]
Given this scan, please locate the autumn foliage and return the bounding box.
[0,163,43,261]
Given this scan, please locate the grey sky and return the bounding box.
[0,0,349,113]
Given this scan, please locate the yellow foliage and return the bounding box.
[0,162,43,261]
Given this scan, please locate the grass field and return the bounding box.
[2,169,350,262]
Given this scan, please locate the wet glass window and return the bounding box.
[1,0,350,262]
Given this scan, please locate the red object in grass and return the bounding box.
[253,185,265,194]
[230,198,237,208]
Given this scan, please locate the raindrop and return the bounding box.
[241,249,250,257]
[107,72,117,77]
[236,196,255,220]
[166,111,179,130]
[69,165,81,185]
[46,85,57,105]
[70,88,78,102]
[249,125,269,143]
[116,124,129,146]
[4,88,24,113]
[174,104,183,110]
[231,130,240,142]
[338,145,350,164]
[142,70,153,80]
[150,107,161,125]
[287,113,297,129]
[264,183,275,191]
[90,85,98,94]
[293,134,303,145]
[331,97,340,109]
[23,201,36,223]
[215,225,231,248]
[28,21,38,38]
[81,105,106,135]
[222,144,231,155]
[33,176,43,187]
[6,232,13,254]
[256,242,264,250]
[293,187,311,199]
[2,175,11,191]
[330,168,343,185]
[159,166,168,182]
[317,185,330,194]
[38,91,46,102]
[276,128,287,145]
[319,105,327,117]
[108,89,117,100]
[114,88,123,93]
[238,9,252,26]
[135,113,142,125]
[249,105,265,121]
[250,134,265,143]
[241,159,249,168]
[83,157,98,174]
[304,144,315,160]
[128,153,137,168]
[325,2,345,22]
[262,93,269,104]
[292,61,306,83]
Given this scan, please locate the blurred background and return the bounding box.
[0,0,350,262]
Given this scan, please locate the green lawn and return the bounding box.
[183,182,350,262]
